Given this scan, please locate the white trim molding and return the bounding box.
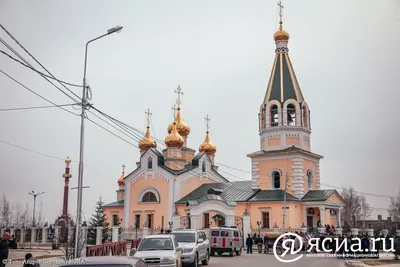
[266,100,282,127]
[291,157,304,198]
[138,187,161,204]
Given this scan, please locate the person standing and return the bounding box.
[0,232,10,267]
[246,234,253,254]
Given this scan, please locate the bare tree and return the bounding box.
[57,218,86,260]
[359,195,372,229]
[0,194,11,228]
[12,201,23,228]
[341,187,362,228]
[389,187,400,222]
[36,200,46,227]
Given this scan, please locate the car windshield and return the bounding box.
[138,238,174,251]
[171,232,195,243]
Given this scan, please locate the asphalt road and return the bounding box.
[209,252,346,267]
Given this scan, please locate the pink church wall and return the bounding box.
[103,206,124,226]
[128,175,169,229]
[180,177,213,198]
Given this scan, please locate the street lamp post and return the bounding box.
[74,25,123,259]
[29,191,45,227]
[168,222,173,231]
[282,145,296,234]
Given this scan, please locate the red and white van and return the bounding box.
[208,226,243,257]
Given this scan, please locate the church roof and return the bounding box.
[103,199,124,207]
[301,189,337,202]
[176,180,260,204]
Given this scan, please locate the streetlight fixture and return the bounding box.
[29,191,45,226]
[168,221,173,231]
[74,25,123,259]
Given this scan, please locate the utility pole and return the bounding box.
[74,25,122,259]
[29,191,45,226]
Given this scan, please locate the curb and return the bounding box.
[11,255,64,261]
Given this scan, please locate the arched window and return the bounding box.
[272,171,281,189]
[147,157,153,169]
[142,192,157,202]
[307,170,312,189]
[202,162,206,172]
[270,105,279,126]
[287,104,296,126]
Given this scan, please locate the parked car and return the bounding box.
[59,256,147,267]
[130,234,182,267]
[208,226,243,256]
[170,229,210,267]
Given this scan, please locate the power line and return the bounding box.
[0,49,82,87]
[0,68,79,116]
[0,104,76,111]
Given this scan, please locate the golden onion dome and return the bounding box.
[165,122,184,147]
[199,131,216,155]
[273,27,290,42]
[168,108,190,137]
[138,126,157,151]
[117,172,125,185]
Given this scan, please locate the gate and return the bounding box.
[180,216,190,229]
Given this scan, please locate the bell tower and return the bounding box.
[258,0,311,152]
[249,1,323,198]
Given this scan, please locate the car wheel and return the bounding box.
[201,251,209,265]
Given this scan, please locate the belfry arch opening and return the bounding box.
[270,105,279,126]
[287,104,296,126]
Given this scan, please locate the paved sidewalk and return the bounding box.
[346,259,400,267]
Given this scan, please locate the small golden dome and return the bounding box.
[274,28,290,41]
[168,108,190,137]
[165,122,184,147]
[138,126,157,151]
[117,164,125,185]
[199,131,216,155]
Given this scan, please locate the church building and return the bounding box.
[103,3,345,234]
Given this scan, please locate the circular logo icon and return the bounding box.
[273,232,303,263]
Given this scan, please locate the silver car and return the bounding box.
[170,229,210,267]
[130,234,182,267]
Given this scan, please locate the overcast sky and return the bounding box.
[0,0,399,225]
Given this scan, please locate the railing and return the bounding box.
[86,240,127,257]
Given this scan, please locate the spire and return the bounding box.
[263,1,304,104]
[273,0,290,44]
[167,85,190,137]
[117,164,125,185]
[199,115,216,155]
[138,109,157,151]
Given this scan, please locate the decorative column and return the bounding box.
[318,206,325,232]
[243,212,251,239]
[31,228,36,243]
[337,207,342,227]
[42,227,48,243]
[226,215,234,226]
[96,226,103,245]
[189,215,199,230]
[172,210,180,230]
[112,226,119,242]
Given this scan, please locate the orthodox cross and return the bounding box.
[205,115,210,132]
[65,156,71,168]
[174,85,183,107]
[122,164,126,173]
[145,108,152,126]
[277,0,284,28]
[171,104,177,117]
